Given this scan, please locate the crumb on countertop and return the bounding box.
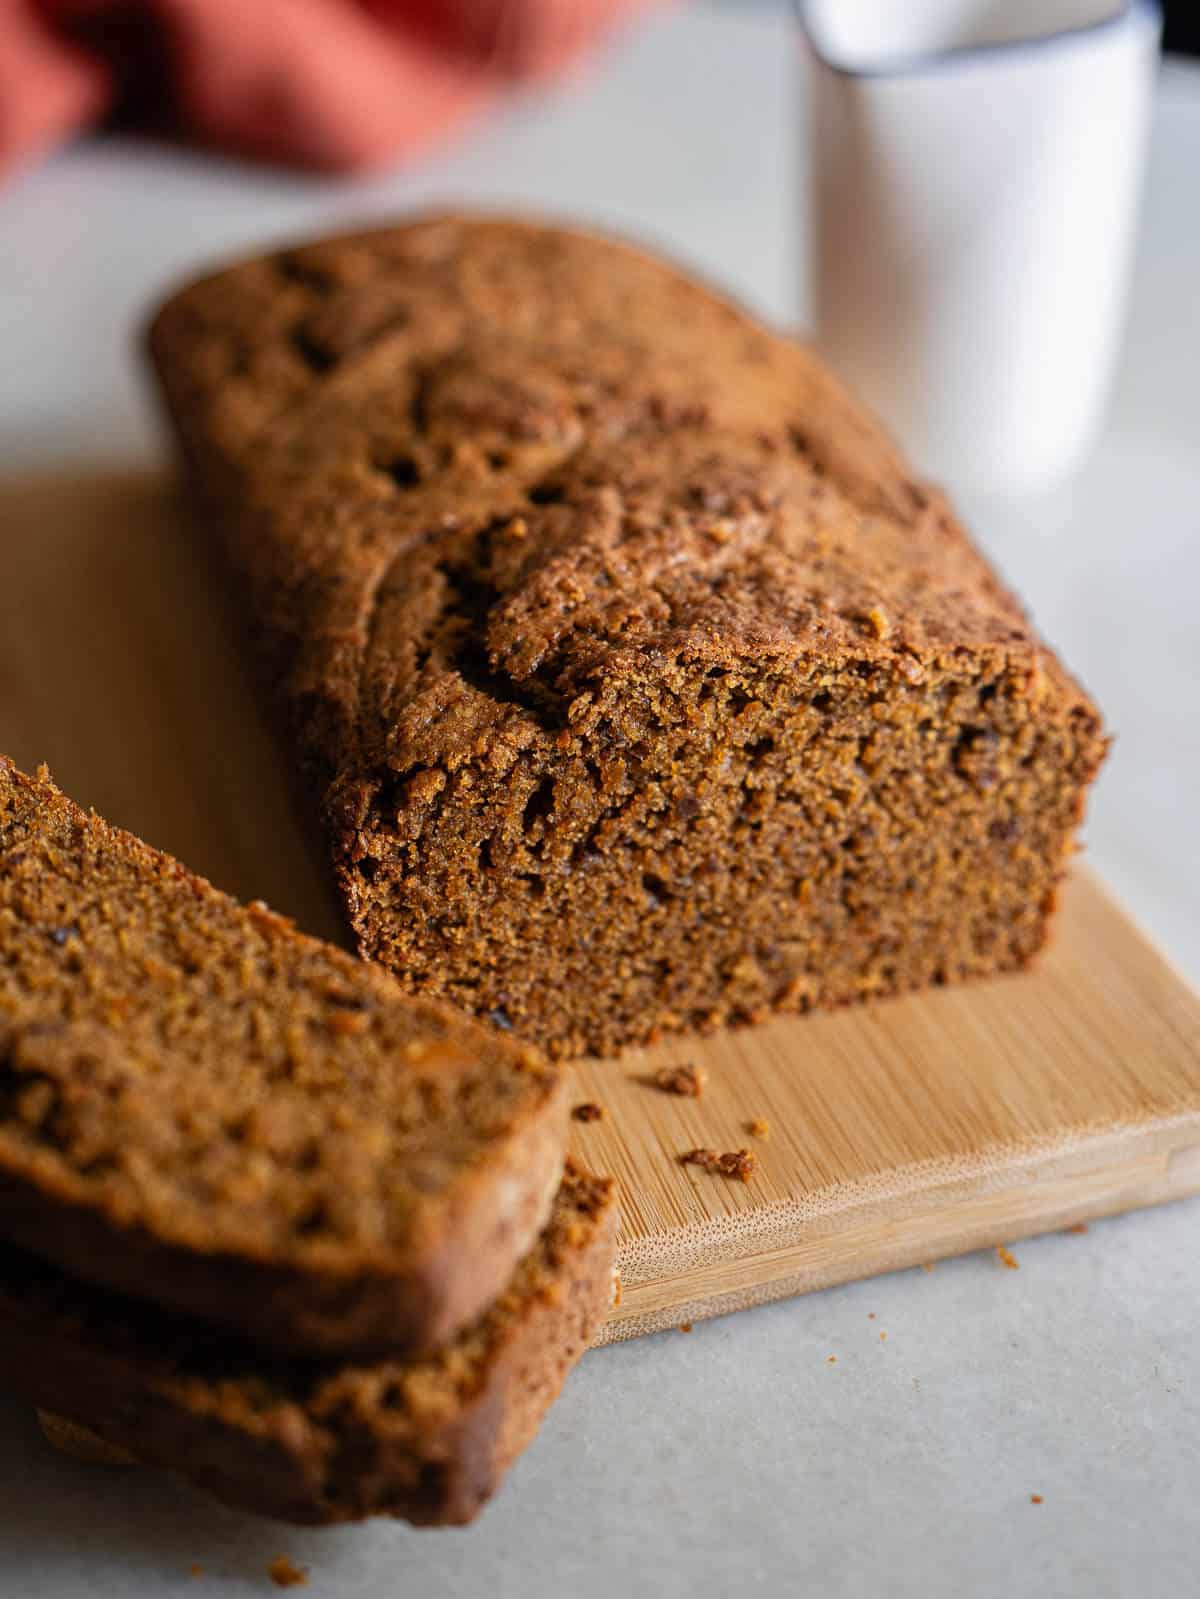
[747,1117,770,1139]
[879,1331,887,1342]
[1030,1495,1044,1505]
[996,1246,1020,1270]
[268,1556,308,1589]
[826,1355,837,1364]
[189,1566,204,1580]
[655,1063,705,1097]
[920,1262,934,1273]
[681,1147,756,1182]
[678,1321,693,1334]
[1066,1222,1089,1235]
[572,1101,605,1122]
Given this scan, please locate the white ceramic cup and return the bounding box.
[800,1,1161,497]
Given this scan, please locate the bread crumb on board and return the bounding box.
[1030,1494,1044,1506]
[655,1063,705,1097]
[678,1321,693,1334]
[1066,1222,1089,1235]
[268,1555,308,1588]
[572,1102,605,1122]
[995,1246,1020,1270]
[826,1355,837,1365]
[681,1147,756,1182]
[746,1117,770,1139]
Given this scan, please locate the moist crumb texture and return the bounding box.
[0,1164,615,1526]
[148,216,1109,1059]
[0,758,565,1356]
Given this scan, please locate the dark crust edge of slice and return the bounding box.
[0,1083,566,1359]
[0,1169,617,1526]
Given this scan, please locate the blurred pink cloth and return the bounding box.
[0,0,657,179]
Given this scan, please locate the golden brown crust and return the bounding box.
[4,1166,616,1526]
[0,756,565,1356]
[147,215,1109,1057]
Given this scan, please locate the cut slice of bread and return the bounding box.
[6,1165,615,1526]
[0,757,566,1357]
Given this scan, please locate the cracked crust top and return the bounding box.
[146,217,951,784]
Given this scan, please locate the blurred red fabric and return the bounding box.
[0,0,658,180]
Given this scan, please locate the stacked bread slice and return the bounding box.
[0,757,615,1524]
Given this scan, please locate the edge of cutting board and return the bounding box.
[592,1119,1200,1342]
[566,872,1200,1342]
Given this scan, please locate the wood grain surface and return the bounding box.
[3,467,1199,1345]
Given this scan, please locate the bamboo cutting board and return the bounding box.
[3,468,1200,1344]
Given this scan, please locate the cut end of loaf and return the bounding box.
[345,638,1106,1058]
[330,427,1108,1059]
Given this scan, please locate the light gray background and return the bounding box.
[0,5,1196,1595]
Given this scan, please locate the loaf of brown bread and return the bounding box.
[0,756,565,1356]
[0,1163,616,1525]
[148,216,1108,1059]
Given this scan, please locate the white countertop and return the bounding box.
[1,6,1197,1595]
